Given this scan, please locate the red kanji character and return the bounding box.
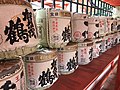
[16,75,19,82]
[32,73,34,75]
[56,24,58,27]
[56,22,58,25]
[56,28,58,31]
[84,48,87,54]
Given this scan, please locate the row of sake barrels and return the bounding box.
[0,5,119,59]
[24,31,120,89]
[0,43,78,90]
[0,1,72,90]
[72,13,119,42]
[78,31,120,65]
[35,9,120,48]
[1,32,120,90]
[24,43,79,89]
[0,1,120,90]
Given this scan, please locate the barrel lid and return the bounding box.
[78,39,93,47]
[49,9,71,17]
[72,13,88,20]
[88,16,99,24]
[24,48,57,62]
[94,37,103,43]
[0,57,22,80]
[57,42,78,52]
[0,0,31,7]
[35,8,46,18]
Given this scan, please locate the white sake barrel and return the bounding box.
[101,36,107,52]
[88,16,100,39]
[117,31,120,44]
[78,40,94,65]
[99,16,108,36]
[57,43,78,75]
[24,49,58,90]
[107,17,117,34]
[35,8,71,48]
[112,32,118,46]
[35,9,48,47]
[72,13,88,42]
[93,38,103,58]
[0,0,39,58]
[105,34,113,49]
[117,18,120,31]
[0,58,25,90]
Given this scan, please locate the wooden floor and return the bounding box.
[101,67,117,90]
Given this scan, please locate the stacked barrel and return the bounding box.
[72,13,120,65]
[25,8,79,90]
[0,0,39,90]
[0,1,120,90]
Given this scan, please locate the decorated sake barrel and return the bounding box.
[0,58,25,90]
[117,18,120,31]
[105,35,113,49]
[24,49,58,90]
[0,0,39,58]
[107,17,117,34]
[72,13,88,42]
[101,36,108,52]
[57,43,78,75]
[88,16,100,39]
[107,17,113,34]
[78,40,93,65]
[93,38,103,58]
[114,18,118,33]
[99,16,108,36]
[112,32,118,46]
[117,31,120,44]
[35,8,71,48]
[35,9,48,47]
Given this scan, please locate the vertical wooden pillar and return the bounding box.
[115,45,120,90]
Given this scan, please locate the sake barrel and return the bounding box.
[57,42,78,75]
[107,17,117,34]
[93,38,103,58]
[105,34,113,49]
[35,8,71,48]
[112,32,118,46]
[117,18,120,31]
[72,13,88,42]
[35,8,48,47]
[0,57,25,90]
[88,16,100,39]
[0,0,39,58]
[24,49,58,90]
[100,37,105,53]
[117,31,120,44]
[113,18,118,33]
[78,40,94,65]
[99,16,108,36]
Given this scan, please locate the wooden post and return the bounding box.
[115,44,120,90]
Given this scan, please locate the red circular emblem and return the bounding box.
[73,31,81,39]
